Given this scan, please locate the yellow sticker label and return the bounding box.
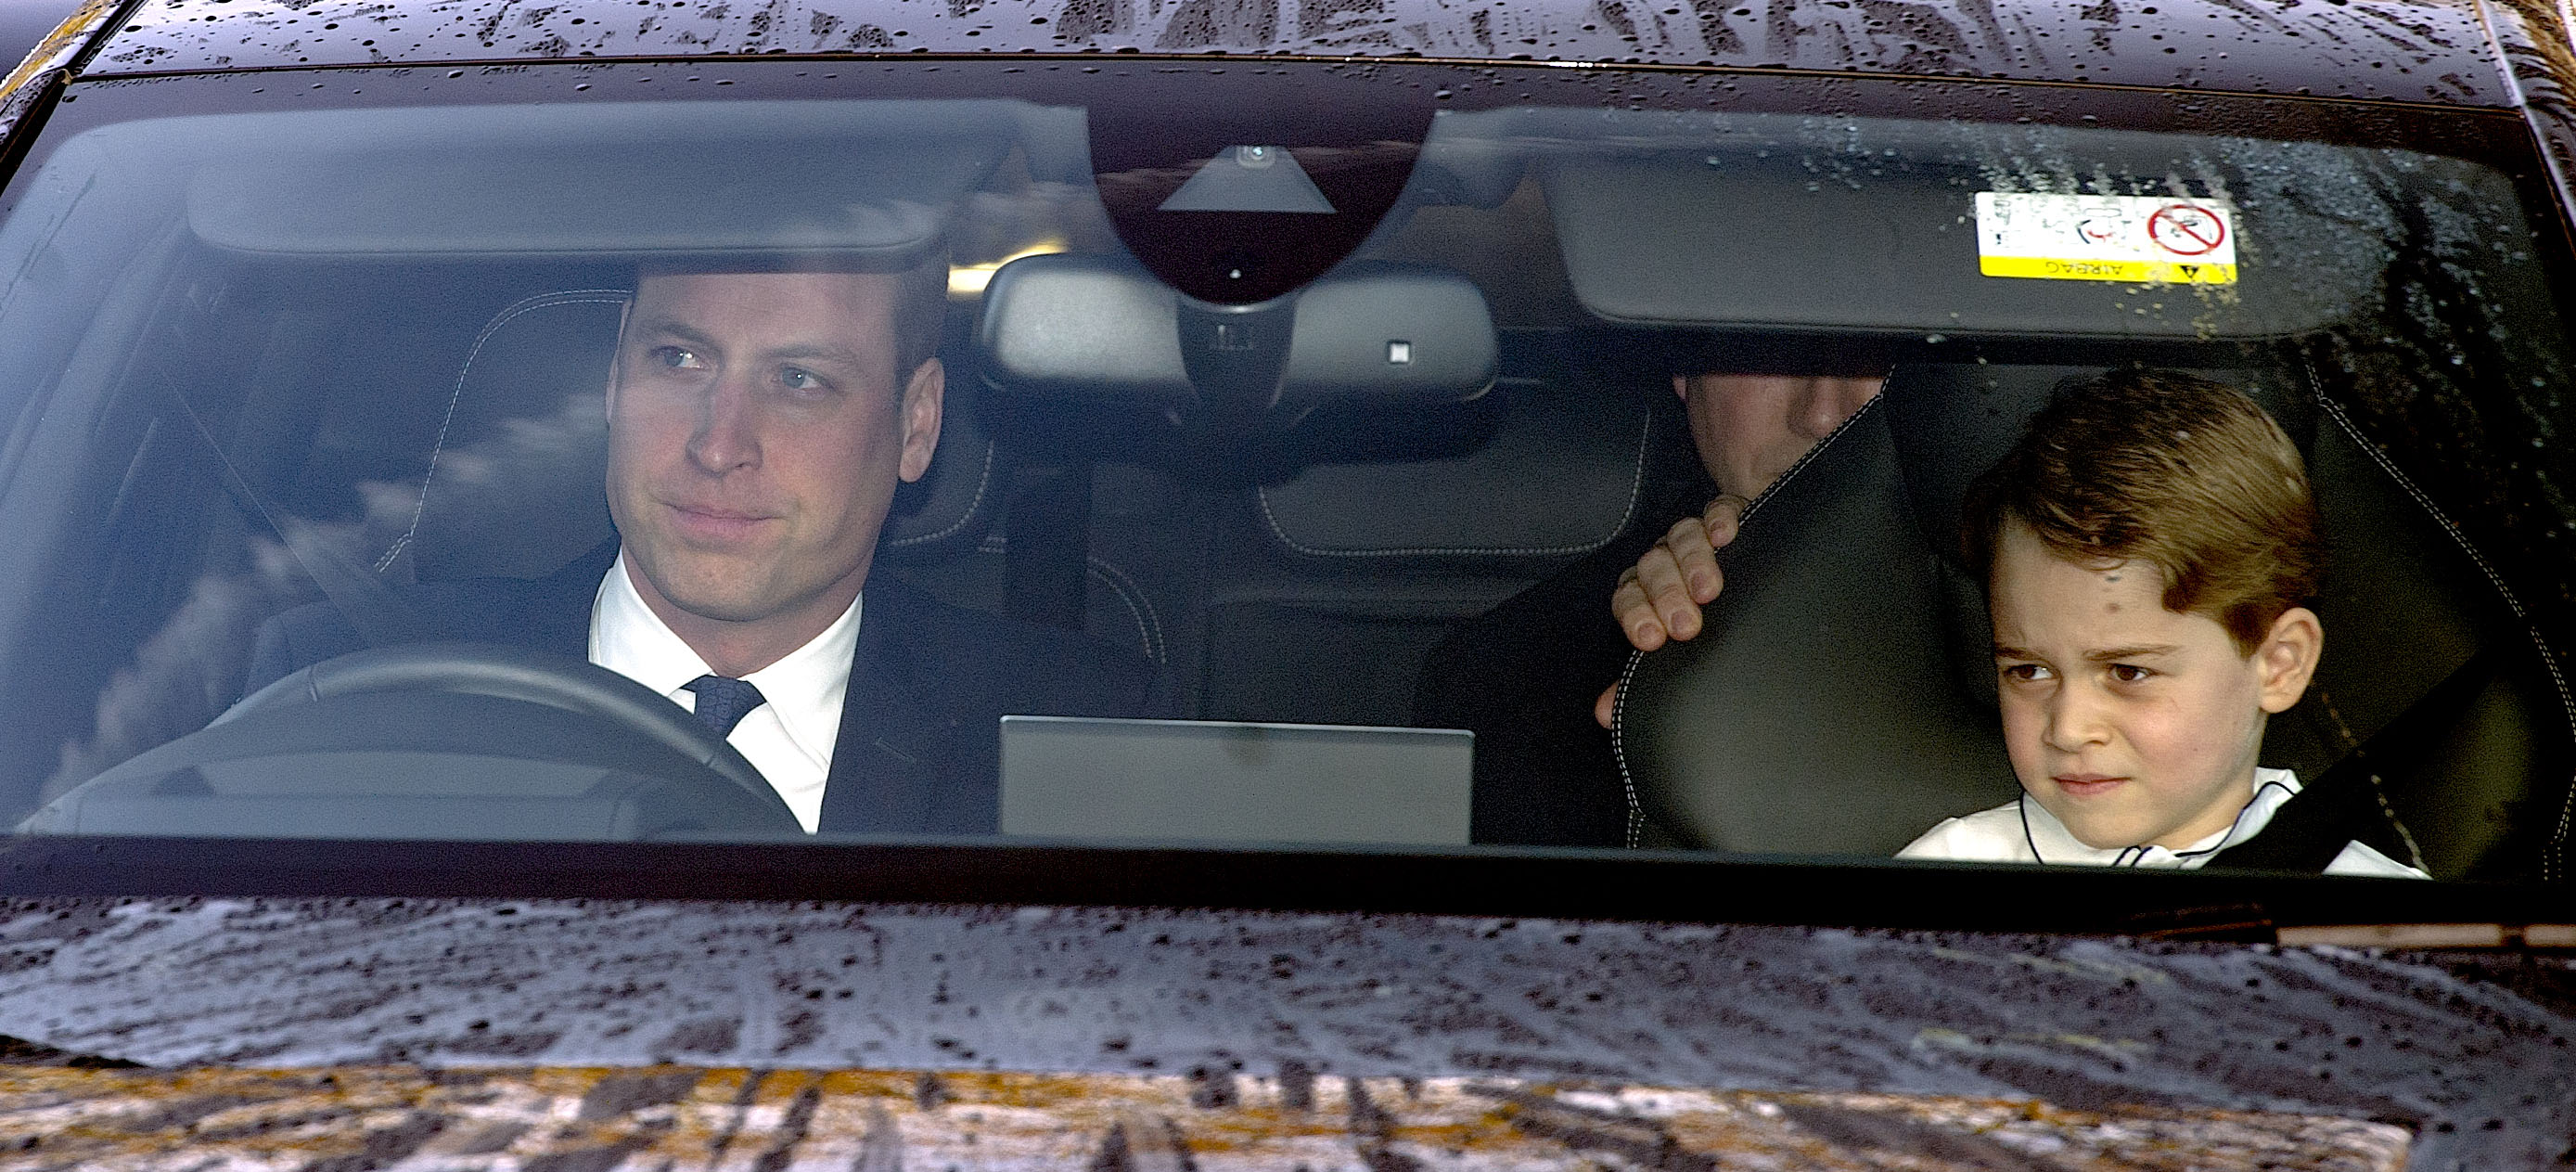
[1978,256,2238,284]
[1974,193,2238,285]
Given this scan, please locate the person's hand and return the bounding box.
[1595,494,1750,728]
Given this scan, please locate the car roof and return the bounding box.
[0,0,77,79]
[76,0,2514,108]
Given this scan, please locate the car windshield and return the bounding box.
[0,61,2569,891]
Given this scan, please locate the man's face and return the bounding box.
[1672,374,1881,498]
[1988,522,2288,851]
[605,270,942,630]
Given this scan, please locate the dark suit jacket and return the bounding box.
[245,543,1173,835]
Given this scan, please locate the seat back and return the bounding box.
[1610,391,2015,854]
[972,251,1679,725]
[1196,379,1686,728]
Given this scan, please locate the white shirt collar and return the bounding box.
[586,550,862,773]
[2019,767,2302,869]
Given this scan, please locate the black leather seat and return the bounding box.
[968,251,1681,727]
[1615,363,2574,881]
[1198,378,1685,727]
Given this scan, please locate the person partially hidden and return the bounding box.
[1897,370,2425,876]
[1415,373,1881,845]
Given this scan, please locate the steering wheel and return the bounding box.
[224,642,796,823]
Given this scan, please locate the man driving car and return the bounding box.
[248,260,1168,834]
[1415,372,1879,845]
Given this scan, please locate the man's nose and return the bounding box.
[686,373,763,473]
[1792,377,1860,439]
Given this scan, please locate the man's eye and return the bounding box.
[650,345,707,370]
[2109,663,2154,683]
[779,367,828,393]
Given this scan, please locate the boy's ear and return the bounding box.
[2254,606,2325,715]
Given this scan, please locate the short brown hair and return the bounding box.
[1962,369,2322,652]
[886,248,950,385]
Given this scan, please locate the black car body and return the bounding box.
[0,0,2565,1166]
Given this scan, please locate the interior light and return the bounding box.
[950,240,1070,296]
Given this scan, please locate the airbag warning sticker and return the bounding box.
[1974,193,2236,284]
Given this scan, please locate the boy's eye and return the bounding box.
[1999,663,2050,683]
[2108,663,2154,683]
[650,345,707,371]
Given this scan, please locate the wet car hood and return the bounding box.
[0,895,2566,1166]
[83,0,2509,107]
[0,1063,2423,1167]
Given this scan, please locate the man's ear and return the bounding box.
[2254,605,2325,714]
[1672,374,1691,403]
[897,356,945,483]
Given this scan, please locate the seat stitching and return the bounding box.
[2311,686,2432,875]
[1606,396,1885,852]
[968,535,1161,663]
[1083,554,1166,665]
[1728,393,1882,530]
[886,440,997,548]
[1254,406,1654,560]
[2313,392,2576,884]
[375,289,632,575]
[1612,644,1647,849]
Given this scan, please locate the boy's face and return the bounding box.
[1989,522,2322,851]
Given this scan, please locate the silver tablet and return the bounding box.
[999,715,1473,846]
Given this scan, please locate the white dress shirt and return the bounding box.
[587,551,859,832]
[1896,767,2428,878]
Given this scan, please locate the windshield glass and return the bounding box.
[0,63,2568,886]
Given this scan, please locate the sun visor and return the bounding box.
[180,101,1039,261]
[1423,109,2444,341]
[977,254,1494,419]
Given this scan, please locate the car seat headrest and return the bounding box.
[378,289,999,584]
[1256,381,1673,565]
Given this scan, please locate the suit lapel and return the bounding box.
[816,583,959,834]
[514,540,619,658]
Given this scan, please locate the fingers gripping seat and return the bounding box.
[375,288,1002,586]
[1608,387,2014,855]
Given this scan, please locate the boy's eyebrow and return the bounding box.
[1989,643,2183,661]
[2084,643,2181,662]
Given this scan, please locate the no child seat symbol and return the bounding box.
[2147,203,2226,256]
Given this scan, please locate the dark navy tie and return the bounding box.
[683,675,767,737]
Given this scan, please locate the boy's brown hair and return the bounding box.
[1961,369,2322,652]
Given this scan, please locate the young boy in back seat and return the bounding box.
[1897,370,2427,877]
